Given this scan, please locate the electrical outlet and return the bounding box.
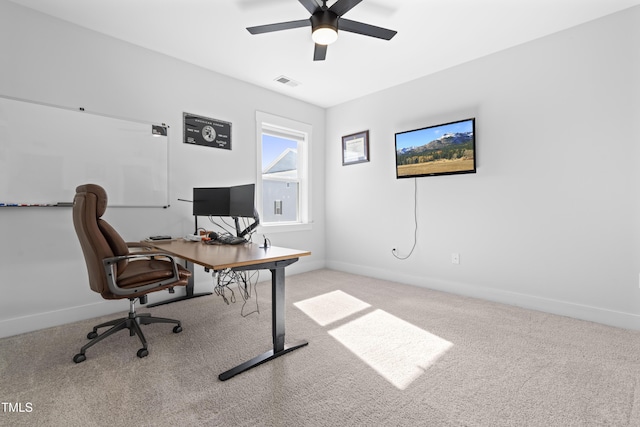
[451,253,460,264]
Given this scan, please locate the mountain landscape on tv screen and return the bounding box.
[396,130,475,177]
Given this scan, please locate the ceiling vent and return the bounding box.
[274,75,300,88]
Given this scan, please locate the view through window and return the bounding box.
[256,112,310,227]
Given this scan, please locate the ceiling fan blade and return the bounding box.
[329,0,363,16]
[299,0,321,15]
[339,18,397,40]
[247,19,311,35]
[313,43,327,61]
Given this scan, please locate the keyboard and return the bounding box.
[214,234,247,245]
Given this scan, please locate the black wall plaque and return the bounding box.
[183,113,231,150]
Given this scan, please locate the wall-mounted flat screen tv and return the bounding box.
[395,118,476,179]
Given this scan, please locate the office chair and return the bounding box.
[72,184,191,362]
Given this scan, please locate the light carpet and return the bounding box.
[1,269,640,426]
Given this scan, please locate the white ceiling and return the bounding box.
[9,0,640,108]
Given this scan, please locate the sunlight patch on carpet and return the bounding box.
[294,290,371,326]
[328,309,453,390]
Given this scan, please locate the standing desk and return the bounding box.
[149,239,311,380]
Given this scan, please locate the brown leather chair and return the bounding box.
[72,184,191,362]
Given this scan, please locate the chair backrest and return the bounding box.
[73,184,130,298]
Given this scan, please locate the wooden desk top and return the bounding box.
[148,239,311,271]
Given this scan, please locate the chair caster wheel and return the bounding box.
[137,348,149,358]
[73,353,86,363]
[173,325,182,333]
[87,331,98,339]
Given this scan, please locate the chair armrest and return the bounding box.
[126,242,173,257]
[126,242,154,252]
[102,253,182,297]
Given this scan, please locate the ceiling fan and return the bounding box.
[246,0,397,61]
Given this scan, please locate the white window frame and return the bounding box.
[256,111,312,233]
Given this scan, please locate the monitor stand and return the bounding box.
[234,208,260,239]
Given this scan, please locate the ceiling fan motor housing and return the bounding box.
[311,10,339,34]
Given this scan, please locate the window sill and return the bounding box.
[257,222,313,234]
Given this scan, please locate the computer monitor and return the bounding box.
[192,187,230,217]
[229,184,255,218]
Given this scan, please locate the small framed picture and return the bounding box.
[342,130,370,165]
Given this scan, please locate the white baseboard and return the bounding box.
[0,301,123,339]
[326,260,640,331]
[286,258,326,276]
[0,258,326,339]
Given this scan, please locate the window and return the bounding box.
[256,112,311,229]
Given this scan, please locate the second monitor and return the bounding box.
[229,184,255,218]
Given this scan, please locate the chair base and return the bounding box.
[73,298,182,363]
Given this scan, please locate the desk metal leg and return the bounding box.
[147,260,212,308]
[218,260,308,381]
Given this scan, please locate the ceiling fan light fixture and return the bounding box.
[311,10,339,45]
[312,27,338,45]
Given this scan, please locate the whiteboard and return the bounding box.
[0,96,169,207]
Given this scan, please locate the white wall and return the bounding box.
[0,0,325,338]
[326,7,640,329]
